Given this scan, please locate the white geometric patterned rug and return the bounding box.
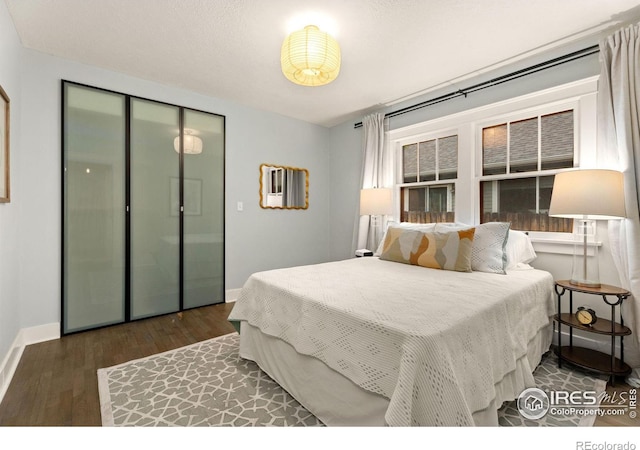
[97,332,605,427]
[98,332,322,426]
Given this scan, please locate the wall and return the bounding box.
[328,119,362,260]
[0,0,23,396]
[14,49,329,332]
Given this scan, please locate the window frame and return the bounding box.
[388,76,599,253]
[397,129,460,184]
[396,127,459,222]
[476,102,579,233]
[475,100,581,180]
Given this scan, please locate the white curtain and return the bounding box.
[354,113,393,252]
[597,22,640,386]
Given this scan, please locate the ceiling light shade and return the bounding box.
[281,25,341,87]
[174,131,203,155]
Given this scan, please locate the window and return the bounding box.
[400,134,457,223]
[402,135,457,182]
[480,110,575,232]
[401,184,455,223]
[389,77,597,243]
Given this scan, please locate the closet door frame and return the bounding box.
[61,80,226,336]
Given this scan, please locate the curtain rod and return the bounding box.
[353,44,600,129]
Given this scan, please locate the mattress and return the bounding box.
[228,257,555,426]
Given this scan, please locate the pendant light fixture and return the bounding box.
[281,25,341,87]
[174,129,203,155]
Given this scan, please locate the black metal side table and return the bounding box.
[554,280,632,385]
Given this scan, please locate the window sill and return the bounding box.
[529,237,601,256]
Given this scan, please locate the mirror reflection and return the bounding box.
[260,164,308,209]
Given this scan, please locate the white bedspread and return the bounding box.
[228,257,555,426]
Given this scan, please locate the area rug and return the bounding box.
[97,332,606,427]
[97,332,322,426]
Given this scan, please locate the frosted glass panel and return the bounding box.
[64,82,225,333]
[183,110,225,309]
[131,99,180,319]
[63,83,126,333]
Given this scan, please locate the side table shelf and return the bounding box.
[554,280,632,384]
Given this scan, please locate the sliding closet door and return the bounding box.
[182,110,225,308]
[130,99,180,319]
[62,83,126,334]
[63,81,225,334]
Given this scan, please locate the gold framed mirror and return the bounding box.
[259,163,308,209]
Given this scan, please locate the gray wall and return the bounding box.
[328,120,363,261]
[0,0,22,372]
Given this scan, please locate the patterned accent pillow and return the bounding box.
[470,222,511,274]
[375,222,437,256]
[435,222,511,274]
[379,225,476,272]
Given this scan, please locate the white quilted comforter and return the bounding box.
[228,257,555,426]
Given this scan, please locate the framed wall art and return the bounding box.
[0,85,9,203]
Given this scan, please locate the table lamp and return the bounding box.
[548,169,626,287]
[360,188,393,250]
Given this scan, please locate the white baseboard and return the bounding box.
[226,288,242,303]
[0,335,24,406]
[0,322,60,405]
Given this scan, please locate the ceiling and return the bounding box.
[5,0,640,127]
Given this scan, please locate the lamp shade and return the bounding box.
[360,188,393,216]
[173,133,203,155]
[281,25,341,87]
[549,169,626,220]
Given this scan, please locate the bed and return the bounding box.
[228,223,555,426]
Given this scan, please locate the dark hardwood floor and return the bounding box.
[0,301,636,427]
[0,302,236,426]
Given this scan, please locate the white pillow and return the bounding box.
[433,222,472,231]
[436,222,510,274]
[374,222,437,256]
[505,230,537,269]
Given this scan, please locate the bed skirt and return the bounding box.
[237,320,553,426]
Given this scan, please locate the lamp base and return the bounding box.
[570,219,600,289]
[569,279,601,289]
